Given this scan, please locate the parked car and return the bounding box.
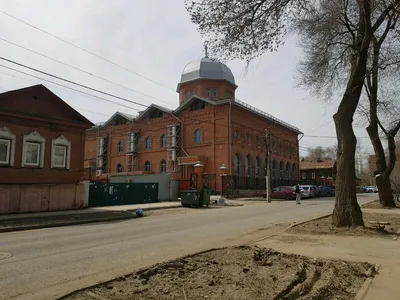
[299,185,315,198]
[319,186,335,197]
[270,186,297,200]
[366,186,378,193]
[312,185,320,196]
[326,185,336,190]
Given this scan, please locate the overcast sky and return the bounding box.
[0,0,373,158]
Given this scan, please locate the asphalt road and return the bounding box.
[0,195,374,300]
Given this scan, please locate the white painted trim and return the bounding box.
[0,139,11,164]
[51,135,71,169]
[0,126,16,166]
[22,131,45,168]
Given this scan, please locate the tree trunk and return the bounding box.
[332,112,364,227]
[376,174,395,207]
[331,3,372,227]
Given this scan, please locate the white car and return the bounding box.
[366,186,378,193]
[299,185,314,198]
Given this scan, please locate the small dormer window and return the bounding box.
[190,100,206,111]
[206,88,211,97]
[149,110,163,119]
[212,88,218,97]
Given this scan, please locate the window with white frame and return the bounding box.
[194,129,202,144]
[160,160,167,173]
[302,173,306,179]
[144,161,151,172]
[145,137,151,150]
[312,173,316,179]
[212,88,218,97]
[51,135,71,169]
[22,131,45,168]
[0,126,16,166]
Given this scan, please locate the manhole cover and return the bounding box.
[0,252,13,260]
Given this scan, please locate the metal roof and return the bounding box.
[176,58,235,91]
[233,99,301,133]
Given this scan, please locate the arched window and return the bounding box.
[234,153,241,176]
[255,135,260,145]
[292,163,297,178]
[212,88,218,97]
[245,133,251,143]
[245,155,252,177]
[145,137,151,150]
[279,161,284,178]
[194,129,202,144]
[272,160,277,178]
[235,129,240,140]
[116,163,123,173]
[160,160,166,173]
[160,135,167,148]
[206,88,211,97]
[117,141,123,153]
[255,157,260,178]
[286,162,290,178]
[144,161,151,172]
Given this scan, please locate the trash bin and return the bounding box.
[181,190,200,207]
[199,188,211,207]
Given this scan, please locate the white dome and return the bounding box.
[177,58,235,91]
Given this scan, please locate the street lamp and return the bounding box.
[219,164,228,204]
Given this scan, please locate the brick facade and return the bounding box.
[84,59,301,192]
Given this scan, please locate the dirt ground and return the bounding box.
[289,212,400,238]
[361,199,400,209]
[64,246,374,300]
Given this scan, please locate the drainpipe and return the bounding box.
[171,114,189,156]
[228,99,232,175]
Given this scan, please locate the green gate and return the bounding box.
[88,182,159,207]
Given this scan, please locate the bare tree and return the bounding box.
[355,9,400,207]
[186,0,400,226]
[306,145,337,161]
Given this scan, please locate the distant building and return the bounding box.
[84,55,302,193]
[299,160,336,186]
[0,85,93,213]
[368,155,377,185]
[300,159,362,186]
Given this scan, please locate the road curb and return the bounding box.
[0,215,132,233]
[0,205,185,234]
[354,264,381,300]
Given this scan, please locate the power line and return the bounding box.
[0,56,152,109]
[0,36,175,108]
[0,8,176,93]
[0,64,139,111]
[0,69,134,114]
[0,57,303,146]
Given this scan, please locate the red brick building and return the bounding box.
[368,155,377,185]
[0,85,93,213]
[84,57,302,192]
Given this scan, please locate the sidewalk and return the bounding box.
[0,201,182,233]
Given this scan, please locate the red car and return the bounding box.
[270,186,297,200]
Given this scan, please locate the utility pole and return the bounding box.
[265,129,272,202]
